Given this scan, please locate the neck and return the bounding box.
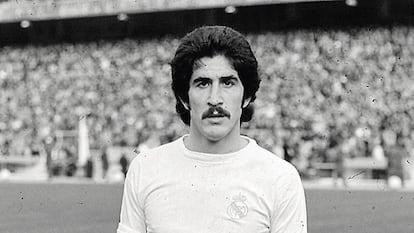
[185,129,247,154]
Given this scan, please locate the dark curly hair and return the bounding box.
[170,25,261,125]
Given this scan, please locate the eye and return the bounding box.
[222,79,235,87]
[195,80,209,88]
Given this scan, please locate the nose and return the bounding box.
[207,83,223,106]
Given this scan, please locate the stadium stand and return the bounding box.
[1,26,413,178]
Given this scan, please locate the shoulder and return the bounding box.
[241,139,304,196]
[245,138,298,175]
[128,137,183,170]
[141,138,182,158]
[247,142,305,192]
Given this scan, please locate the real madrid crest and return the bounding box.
[227,193,248,219]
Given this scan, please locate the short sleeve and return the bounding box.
[271,168,307,233]
[117,158,146,233]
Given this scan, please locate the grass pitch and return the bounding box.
[0,182,413,233]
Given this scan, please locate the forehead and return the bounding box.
[191,55,239,80]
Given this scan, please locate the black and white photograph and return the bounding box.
[0,0,413,233]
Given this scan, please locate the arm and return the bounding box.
[117,158,146,233]
[271,169,308,233]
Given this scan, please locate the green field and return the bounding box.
[0,183,413,233]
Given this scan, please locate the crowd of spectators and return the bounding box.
[0,26,413,177]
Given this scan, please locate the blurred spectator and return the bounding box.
[119,153,129,178]
[101,147,109,179]
[85,157,94,178]
[383,129,406,186]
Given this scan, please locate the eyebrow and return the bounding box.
[220,75,239,81]
[192,75,238,83]
[191,77,211,84]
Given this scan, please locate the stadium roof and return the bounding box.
[0,0,342,23]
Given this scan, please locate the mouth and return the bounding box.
[203,115,226,120]
[205,115,227,124]
[206,116,226,121]
[207,113,227,118]
[202,113,229,120]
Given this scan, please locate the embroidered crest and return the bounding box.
[227,193,248,219]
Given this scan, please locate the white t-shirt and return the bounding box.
[117,136,307,233]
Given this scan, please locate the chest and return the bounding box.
[141,168,274,233]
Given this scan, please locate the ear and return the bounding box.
[242,97,252,109]
[179,97,191,110]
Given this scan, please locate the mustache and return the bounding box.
[201,106,231,120]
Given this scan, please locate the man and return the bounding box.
[117,25,307,233]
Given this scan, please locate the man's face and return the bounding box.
[185,55,248,142]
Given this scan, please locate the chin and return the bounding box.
[202,127,231,142]
[204,134,226,142]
